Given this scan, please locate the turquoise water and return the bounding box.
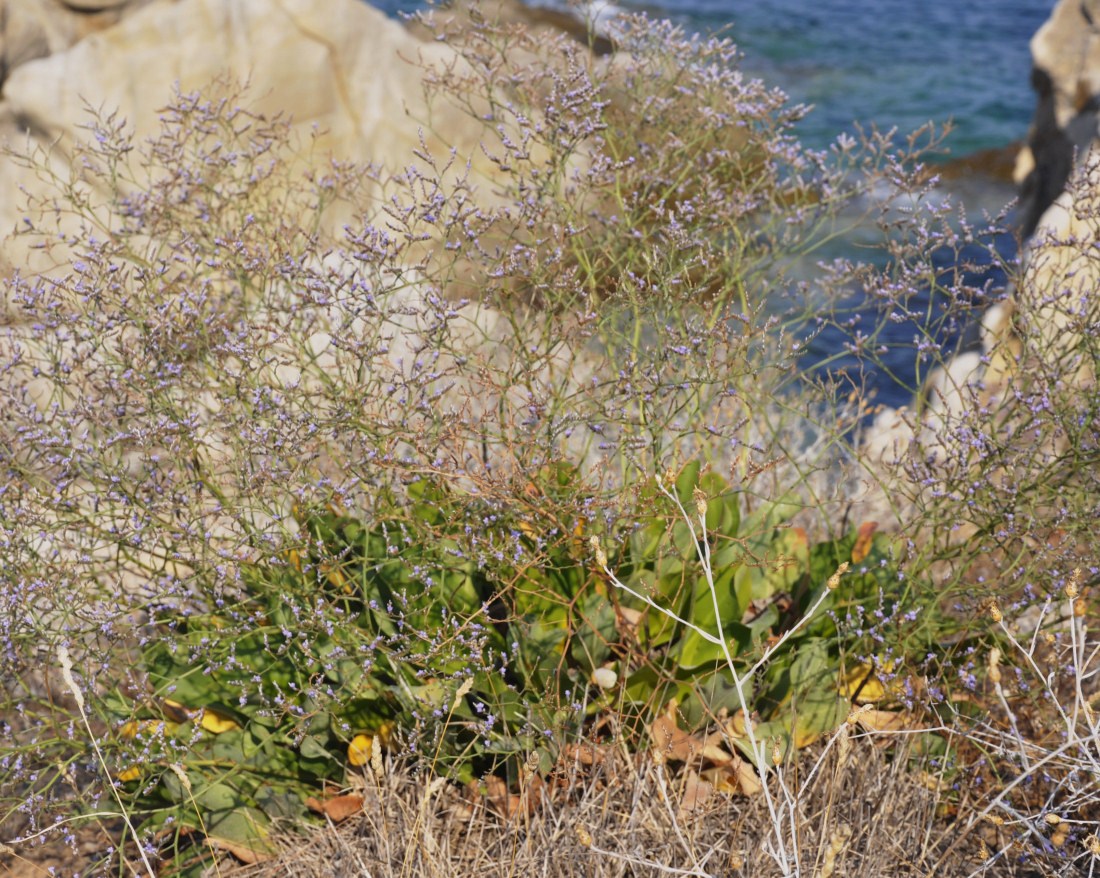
[372,0,1053,156]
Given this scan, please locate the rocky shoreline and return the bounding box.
[0,0,1088,257]
[0,0,1095,449]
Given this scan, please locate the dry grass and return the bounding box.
[229,739,992,878]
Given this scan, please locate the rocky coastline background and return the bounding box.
[0,0,1095,410]
[0,4,1097,875]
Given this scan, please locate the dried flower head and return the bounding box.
[692,486,708,519]
[590,535,608,569]
[827,561,850,590]
[988,647,1002,684]
[1066,568,1082,600]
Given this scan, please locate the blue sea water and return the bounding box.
[368,0,1054,409]
[372,0,1053,157]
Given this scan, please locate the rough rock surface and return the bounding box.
[1016,0,1100,235]
[1017,144,1100,391]
[862,0,1100,518]
[0,0,154,88]
[405,0,613,54]
[0,0,497,274]
[0,0,600,568]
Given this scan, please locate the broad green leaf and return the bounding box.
[194,782,240,811]
[298,735,333,762]
[204,806,273,857]
[571,593,617,672]
[740,492,801,539]
[674,460,702,507]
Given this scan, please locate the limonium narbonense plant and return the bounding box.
[3,9,1090,874]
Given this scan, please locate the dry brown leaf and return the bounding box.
[734,758,764,796]
[615,605,644,639]
[305,793,365,823]
[698,730,736,765]
[206,836,272,865]
[698,758,757,796]
[917,770,948,793]
[479,775,533,818]
[561,742,609,765]
[650,703,703,763]
[851,521,878,564]
[698,766,738,794]
[677,771,713,820]
[856,709,916,733]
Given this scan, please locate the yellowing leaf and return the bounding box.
[375,722,395,747]
[162,699,196,723]
[726,710,749,739]
[119,718,172,739]
[200,708,241,735]
[348,734,374,766]
[119,720,142,740]
[320,561,350,593]
[851,522,878,564]
[793,718,834,749]
[838,663,886,703]
[570,517,588,558]
[118,766,142,783]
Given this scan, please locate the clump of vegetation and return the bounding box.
[0,8,1096,877]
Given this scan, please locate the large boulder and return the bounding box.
[0,0,154,88]
[1015,143,1100,391]
[405,0,614,54]
[1016,0,1100,234]
[866,0,1100,468]
[0,0,496,274]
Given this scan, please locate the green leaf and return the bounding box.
[160,768,186,804]
[255,785,307,821]
[674,460,702,507]
[740,492,801,538]
[211,732,248,763]
[676,621,752,670]
[571,593,616,672]
[788,639,848,747]
[298,735,333,762]
[676,629,725,669]
[193,782,240,811]
[698,474,739,538]
[204,806,273,857]
[629,520,664,564]
[760,527,810,594]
